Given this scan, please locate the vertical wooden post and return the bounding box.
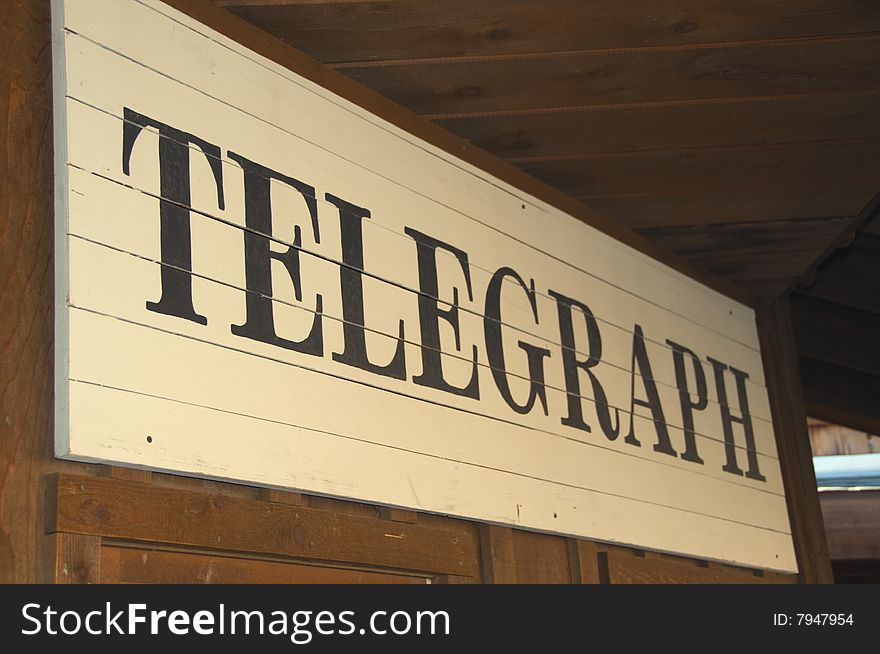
[756,300,833,583]
[479,525,517,583]
[567,539,601,584]
[0,0,95,583]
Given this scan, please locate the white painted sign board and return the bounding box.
[52,0,797,571]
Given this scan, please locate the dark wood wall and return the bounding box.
[0,0,827,584]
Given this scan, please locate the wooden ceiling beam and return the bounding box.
[636,218,851,259]
[518,140,880,198]
[434,92,880,159]
[579,179,878,229]
[792,295,880,379]
[800,356,880,435]
[820,491,880,560]
[216,0,880,63]
[800,249,880,315]
[336,35,880,117]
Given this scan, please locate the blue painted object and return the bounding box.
[813,453,880,488]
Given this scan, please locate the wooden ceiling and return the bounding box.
[213,0,880,300]
[792,197,880,434]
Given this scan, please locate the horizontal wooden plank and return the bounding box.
[600,546,769,583]
[730,279,794,301]
[800,356,880,436]
[686,250,819,281]
[259,488,308,506]
[637,218,850,259]
[791,295,880,379]
[801,250,880,315]
[518,141,880,198]
[378,507,418,524]
[48,473,478,576]
[806,402,880,440]
[339,36,880,116]
[218,0,880,63]
[693,267,813,301]
[818,490,880,560]
[101,545,429,583]
[580,179,879,228]
[436,93,880,159]
[808,420,880,456]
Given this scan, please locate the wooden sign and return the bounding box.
[52,0,796,571]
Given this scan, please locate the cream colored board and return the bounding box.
[66,166,781,463]
[58,43,773,402]
[66,234,784,491]
[62,141,775,429]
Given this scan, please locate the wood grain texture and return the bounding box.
[566,539,600,584]
[100,545,429,583]
[638,219,851,260]
[0,0,97,583]
[338,36,880,116]
[510,529,571,584]
[218,0,880,63]
[756,301,833,583]
[687,250,820,283]
[48,473,479,576]
[436,93,880,160]
[518,142,880,199]
[479,525,516,583]
[379,507,419,524]
[639,219,852,300]
[808,420,880,456]
[40,532,101,583]
[98,465,154,484]
[598,546,769,584]
[581,179,879,229]
[259,488,308,506]
[819,490,880,561]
